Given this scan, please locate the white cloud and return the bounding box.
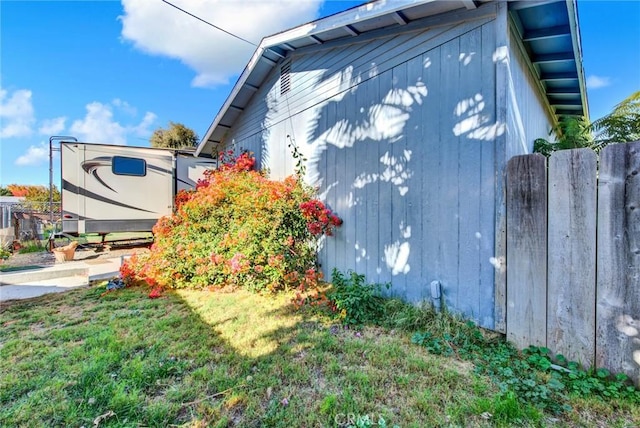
[0,88,35,138]
[69,100,157,145]
[70,102,128,145]
[112,98,137,116]
[15,143,49,166]
[119,0,323,87]
[131,111,158,136]
[14,99,157,167]
[39,117,67,135]
[586,75,611,89]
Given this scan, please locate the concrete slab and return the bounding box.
[0,276,89,301]
[0,256,124,301]
[0,267,88,285]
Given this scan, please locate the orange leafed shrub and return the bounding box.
[120,152,341,296]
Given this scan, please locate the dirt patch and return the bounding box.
[30,321,47,335]
[56,304,86,320]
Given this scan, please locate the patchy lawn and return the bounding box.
[0,286,637,427]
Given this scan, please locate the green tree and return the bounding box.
[0,187,12,196]
[150,122,198,149]
[534,115,594,156]
[25,185,60,212]
[591,90,640,149]
[534,91,640,156]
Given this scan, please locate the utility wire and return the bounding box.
[160,0,257,47]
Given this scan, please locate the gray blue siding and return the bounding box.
[222,12,502,328]
[506,27,556,157]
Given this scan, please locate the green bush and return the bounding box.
[0,247,10,260]
[328,269,388,325]
[121,152,341,293]
[412,322,640,414]
[18,241,45,254]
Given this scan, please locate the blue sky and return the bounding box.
[1,0,639,187]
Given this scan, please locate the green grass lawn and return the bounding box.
[0,286,637,427]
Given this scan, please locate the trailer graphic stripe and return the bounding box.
[82,157,116,192]
[81,157,173,193]
[62,179,158,214]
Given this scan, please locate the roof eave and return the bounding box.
[565,0,589,121]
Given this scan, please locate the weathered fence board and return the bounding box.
[506,154,548,348]
[506,142,640,386]
[547,149,597,367]
[596,142,640,386]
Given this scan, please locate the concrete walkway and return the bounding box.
[0,257,124,301]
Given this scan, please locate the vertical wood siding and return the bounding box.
[494,17,555,332]
[506,29,555,158]
[222,14,500,328]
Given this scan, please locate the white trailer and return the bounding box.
[60,142,217,236]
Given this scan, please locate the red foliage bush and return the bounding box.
[120,152,341,295]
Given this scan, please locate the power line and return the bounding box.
[160,0,257,47]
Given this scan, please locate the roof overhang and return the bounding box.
[508,0,588,120]
[196,0,588,156]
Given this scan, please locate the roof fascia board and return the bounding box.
[565,0,589,120]
[287,2,497,57]
[261,0,445,48]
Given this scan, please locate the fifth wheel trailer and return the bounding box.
[60,142,217,235]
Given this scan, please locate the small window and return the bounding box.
[280,61,291,95]
[112,156,146,176]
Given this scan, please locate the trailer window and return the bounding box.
[112,156,146,176]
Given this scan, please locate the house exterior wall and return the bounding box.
[222,11,502,328]
[505,27,556,157]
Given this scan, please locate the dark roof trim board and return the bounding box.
[196,0,587,156]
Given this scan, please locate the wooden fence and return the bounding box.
[505,141,640,386]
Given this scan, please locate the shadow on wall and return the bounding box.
[252,24,505,327]
[305,65,425,292]
[301,56,499,321]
